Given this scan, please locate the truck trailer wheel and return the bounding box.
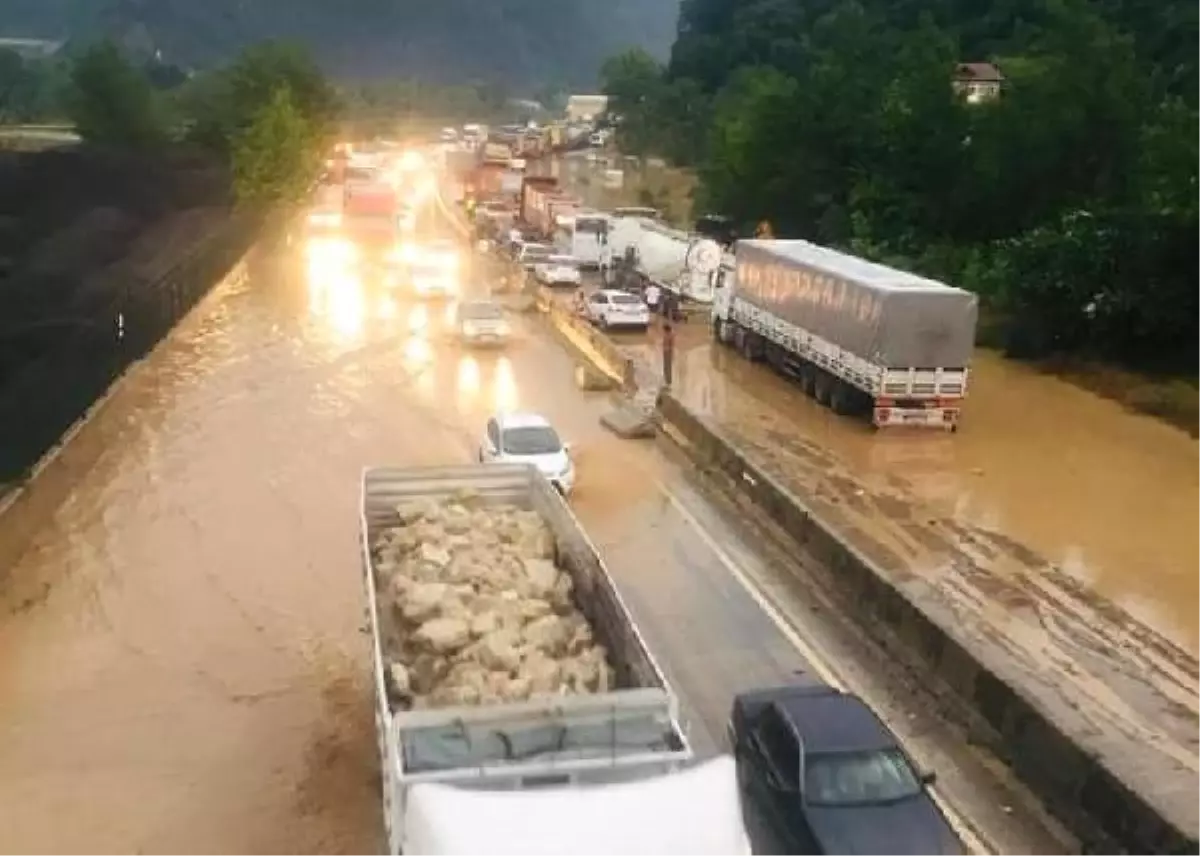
[814,372,832,406]
[739,330,759,363]
[800,365,818,398]
[828,379,851,415]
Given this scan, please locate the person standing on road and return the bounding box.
[664,291,682,322]
[661,321,676,388]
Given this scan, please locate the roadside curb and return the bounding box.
[655,389,1197,856]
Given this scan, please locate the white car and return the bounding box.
[533,255,582,288]
[478,412,575,495]
[585,289,650,330]
[409,239,459,296]
[456,299,510,346]
[514,241,554,270]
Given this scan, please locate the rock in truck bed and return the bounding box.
[371,491,616,711]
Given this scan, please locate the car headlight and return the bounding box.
[462,321,478,335]
[308,211,341,227]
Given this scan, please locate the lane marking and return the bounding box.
[656,480,989,856]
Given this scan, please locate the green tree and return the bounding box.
[231,86,320,206]
[699,66,800,228]
[599,47,665,156]
[0,48,28,123]
[64,41,167,147]
[187,41,336,157]
[0,51,69,125]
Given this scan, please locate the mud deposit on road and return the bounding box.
[559,152,1199,654]
[539,273,1199,840]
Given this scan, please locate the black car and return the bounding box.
[729,683,963,855]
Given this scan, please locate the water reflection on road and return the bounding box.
[0,225,825,851]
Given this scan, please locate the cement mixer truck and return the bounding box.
[600,216,724,307]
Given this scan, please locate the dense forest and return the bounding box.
[0,0,679,86]
[601,0,1198,380]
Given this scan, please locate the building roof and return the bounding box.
[0,37,64,57]
[955,62,1004,82]
[777,692,897,754]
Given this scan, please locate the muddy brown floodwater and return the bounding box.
[6,211,1027,853]
[561,152,1200,655]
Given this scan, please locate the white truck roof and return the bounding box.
[402,755,749,855]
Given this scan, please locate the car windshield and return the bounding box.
[547,256,577,267]
[523,245,551,259]
[804,749,922,806]
[461,302,503,320]
[501,425,561,455]
[611,293,642,305]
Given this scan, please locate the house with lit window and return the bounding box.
[954,62,1004,103]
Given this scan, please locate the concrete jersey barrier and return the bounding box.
[655,390,1198,856]
[534,285,636,393]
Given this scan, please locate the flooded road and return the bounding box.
[562,152,1200,654]
[2,205,1039,852]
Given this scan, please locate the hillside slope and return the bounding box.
[0,0,680,86]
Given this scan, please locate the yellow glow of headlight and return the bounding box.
[400,150,424,171]
[305,237,358,274]
[307,210,341,228]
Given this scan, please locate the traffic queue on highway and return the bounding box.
[447,119,980,432]
[299,134,972,855]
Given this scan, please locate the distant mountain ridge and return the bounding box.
[0,0,680,86]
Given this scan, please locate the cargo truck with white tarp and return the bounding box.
[710,239,978,430]
[359,465,746,854]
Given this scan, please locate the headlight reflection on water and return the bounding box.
[457,355,481,407]
[493,356,517,412]
[408,305,429,335]
[306,262,366,344]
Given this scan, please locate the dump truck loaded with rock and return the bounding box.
[359,464,744,854]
